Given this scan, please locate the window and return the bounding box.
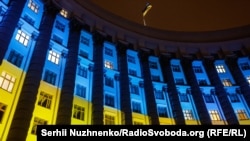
[38,91,52,109]
[203,95,214,103]
[75,84,86,98]
[179,93,189,102]
[15,30,30,46]
[28,0,39,13]
[172,65,181,72]
[55,21,65,32]
[149,61,158,69]
[133,121,143,125]
[73,104,85,121]
[0,102,7,123]
[193,66,203,73]
[246,76,250,85]
[79,50,88,59]
[128,69,137,76]
[215,65,226,73]
[0,6,7,22]
[23,14,35,26]
[130,84,139,95]
[228,94,240,103]
[60,9,68,18]
[155,90,164,99]
[183,110,194,120]
[77,65,88,78]
[151,75,160,81]
[104,60,114,69]
[240,62,250,71]
[222,79,232,86]
[31,117,47,134]
[80,36,89,46]
[175,78,184,85]
[105,77,114,88]
[158,106,168,117]
[0,71,15,92]
[105,94,115,107]
[198,79,208,86]
[127,55,135,63]
[7,50,23,67]
[52,34,63,45]
[132,101,141,113]
[236,109,248,120]
[105,47,113,56]
[104,114,115,125]
[43,70,57,85]
[209,110,221,121]
[48,50,60,65]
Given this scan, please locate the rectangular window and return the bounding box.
[198,79,208,86]
[240,62,250,71]
[203,95,214,103]
[222,79,232,86]
[28,0,39,13]
[128,69,137,76]
[228,94,240,103]
[79,50,88,59]
[155,90,164,99]
[105,77,114,88]
[215,65,226,73]
[15,30,30,46]
[104,114,115,125]
[52,34,63,45]
[127,55,135,63]
[105,94,115,107]
[80,36,89,46]
[48,50,60,65]
[104,60,114,69]
[23,14,35,26]
[73,104,85,121]
[175,78,184,85]
[60,9,68,18]
[31,117,47,134]
[38,91,52,109]
[0,102,7,123]
[179,93,189,102]
[236,109,248,120]
[75,84,86,98]
[55,21,65,32]
[130,84,139,95]
[151,75,160,82]
[7,50,23,67]
[77,65,88,78]
[209,110,221,121]
[43,70,57,85]
[132,101,141,113]
[158,106,168,117]
[133,121,143,125]
[193,66,203,73]
[149,61,158,69]
[172,65,181,72]
[0,71,15,92]
[105,47,113,56]
[183,110,194,120]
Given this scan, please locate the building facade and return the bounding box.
[0,0,250,140]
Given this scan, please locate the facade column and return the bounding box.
[203,58,239,125]
[138,50,159,125]
[56,18,81,124]
[225,56,250,108]
[91,31,105,125]
[159,55,185,125]
[0,0,26,64]
[181,57,212,125]
[116,42,132,125]
[6,2,59,140]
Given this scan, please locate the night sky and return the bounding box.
[89,0,250,32]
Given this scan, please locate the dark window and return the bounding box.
[7,50,23,67]
[105,94,115,107]
[43,70,57,85]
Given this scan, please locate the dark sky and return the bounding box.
[90,0,250,32]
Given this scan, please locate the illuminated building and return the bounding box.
[0,0,250,140]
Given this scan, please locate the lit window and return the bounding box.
[104,60,114,69]
[15,30,30,46]
[246,76,250,85]
[222,79,232,86]
[0,102,7,123]
[105,94,115,107]
[60,9,68,18]
[43,70,57,85]
[215,65,226,73]
[104,114,115,125]
[28,0,39,13]
[236,109,248,120]
[209,110,221,121]
[7,50,23,67]
[158,106,168,117]
[73,104,85,121]
[183,110,194,120]
[0,71,15,92]
[127,55,135,63]
[38,91,52,109]
[31,117,47,134]
[77,65,88,78]
[132,101,141,113]
[105,47,113,56]
[155,90,164,99]
[149,61,158,69]
[48,50,60,65]
[75,84,86,98]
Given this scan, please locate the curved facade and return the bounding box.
[0,0,250,140]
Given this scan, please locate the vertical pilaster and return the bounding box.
[6,2,59,140]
